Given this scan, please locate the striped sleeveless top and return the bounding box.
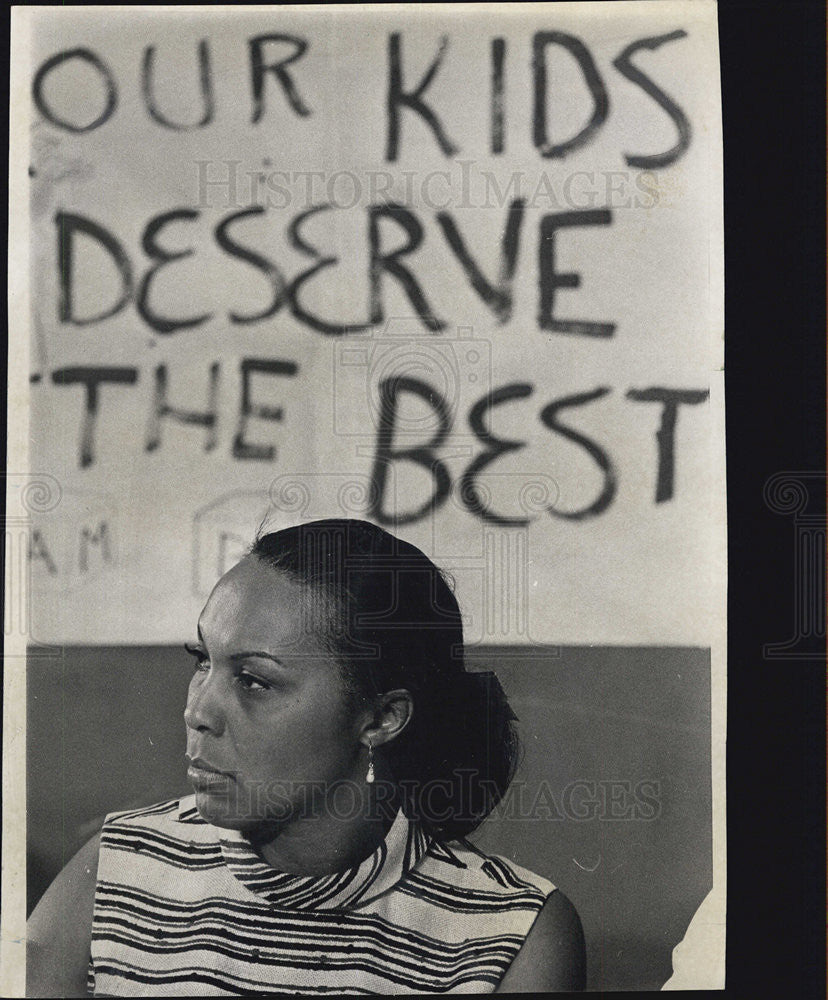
[89,796,555,995]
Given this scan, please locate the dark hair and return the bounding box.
[250,518,519,840]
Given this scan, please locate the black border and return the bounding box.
[721,1,826,998]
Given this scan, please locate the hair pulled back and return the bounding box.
[251,518,519,840]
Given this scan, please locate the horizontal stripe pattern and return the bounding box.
[394,870,548,914]
[90,796,555,995]
[101,826,225,871]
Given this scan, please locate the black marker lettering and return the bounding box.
[56,212,133,326]
[33,48,117,133]
[369,204,446,332]
[369,376,452,525]
[137,209,212,334]
[626,386,708,501]
[29,530,58,575]
[540,387,616,519]
[79,522,112,572]
[613,31,691,169]
[288,205,372,335]
[142,40,214,130]
[386,33,459,161]
[437,199,524,323]
[460,384,534,525]
[491,38,506,155]
[250,34,311,122]
[538,210,615,337]
[52,366,138,469]
[215,207,287,324]
[533,32,608,158]
[233,358,299,460]
[146,363,219,453]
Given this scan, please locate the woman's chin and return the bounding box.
[193,788,257,829]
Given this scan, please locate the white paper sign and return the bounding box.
[16,2,724,647]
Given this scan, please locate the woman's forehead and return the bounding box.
[199,557,316,649]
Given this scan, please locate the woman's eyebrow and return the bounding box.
[228,651,287,667]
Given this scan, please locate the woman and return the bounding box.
[27,518,585,995]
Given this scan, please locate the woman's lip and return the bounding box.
[186,756,230,775]
[187,763,233,787]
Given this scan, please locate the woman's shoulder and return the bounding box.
[103,793,199,826]
[416,838,585,992]
[415,836,556,906]
[496,888,587,991]
[27,831,103,997]
[100,793,205,840]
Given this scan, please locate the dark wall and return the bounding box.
[27,644,710,992]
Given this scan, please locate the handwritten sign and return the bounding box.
[22,3,724,645]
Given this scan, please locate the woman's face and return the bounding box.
[184,555,365,831]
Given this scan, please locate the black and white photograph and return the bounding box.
[5,3,732,994]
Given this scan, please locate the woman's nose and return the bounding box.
[184,671,226,735]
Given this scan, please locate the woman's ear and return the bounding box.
[361,688,414,748]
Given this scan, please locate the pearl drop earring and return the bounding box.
[366,738,375,784]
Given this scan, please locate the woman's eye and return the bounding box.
[184,643,209,672]
[237,671,270,693]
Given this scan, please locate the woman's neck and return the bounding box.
[249,779,400,876]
